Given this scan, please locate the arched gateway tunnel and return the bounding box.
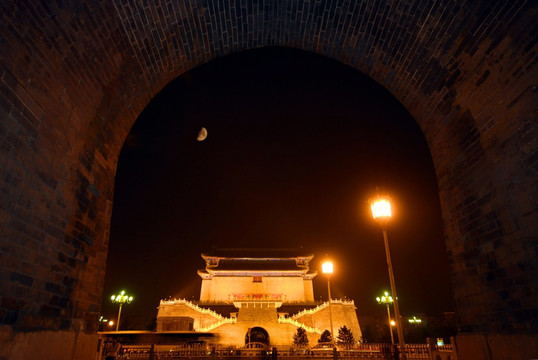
[0,1,536,359]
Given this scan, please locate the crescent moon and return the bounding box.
[197,127,207,141]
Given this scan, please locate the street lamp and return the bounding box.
[110,290,133,331]
[370,195,406,359]
[322,260,335,346]
[98,315,109,331]
[376,291,395,345]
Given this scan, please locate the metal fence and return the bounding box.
[98,342,456,360]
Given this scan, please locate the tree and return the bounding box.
[336,325,355,347]
[318,330,332,343]
[293,327,309,347]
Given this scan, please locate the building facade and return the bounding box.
[157,250,362,346]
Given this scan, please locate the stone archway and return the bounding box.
[0,1,536,359]
[246,327,270,345]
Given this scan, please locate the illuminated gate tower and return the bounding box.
[157,249,362,346]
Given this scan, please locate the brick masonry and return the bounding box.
[157,300,361,346]
[0,0,536,358]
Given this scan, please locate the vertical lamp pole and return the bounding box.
[322,260,335,346]
[111,290,133,331]
[370,196,406,359]
[376,291,395,345]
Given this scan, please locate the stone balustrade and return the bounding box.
[278,317,324,334]
[292,299,355,319]
[160,298,226,320]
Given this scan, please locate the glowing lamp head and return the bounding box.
[111,290,133,304]
[108,320,114,327]
[390,320,396,327]
[370,197,392,220]
[322,261,333,275]
[377,291,394,304]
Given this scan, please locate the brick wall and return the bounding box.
[0,0,536,358]
[157,300,362,346]
[157,302,223,330]
[295,303,362,342]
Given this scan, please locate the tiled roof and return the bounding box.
[210,258,304,271]
[203,248,313,259]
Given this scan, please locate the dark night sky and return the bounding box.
[101,47,453,328]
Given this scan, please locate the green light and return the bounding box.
[376,291,394,305]
[111,290,133,305]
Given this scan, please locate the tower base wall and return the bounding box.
[0,326,98,360]
[454,333,538,360]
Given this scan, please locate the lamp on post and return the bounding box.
[321,260,335,346]
[370,195,406,359]
[110,290,133,331]
[376,291,395,345]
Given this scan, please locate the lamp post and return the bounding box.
[110,290,133,331]
[370,195,406,359]
[376,291,395,345]
[322,260,335,346]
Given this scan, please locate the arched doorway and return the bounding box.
[246,327,270,345]
[0,2,536,359]
[103,47,451,323]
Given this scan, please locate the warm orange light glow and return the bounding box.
[108,320,114,327]
[390,320,396,326]
[371,198,392,219]
[322,261,333,274]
